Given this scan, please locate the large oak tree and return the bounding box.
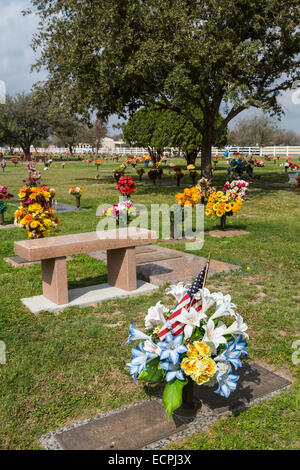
[28,0,300,177]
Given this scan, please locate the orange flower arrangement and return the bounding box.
[175,186,203,207]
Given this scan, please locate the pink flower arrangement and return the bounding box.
[222,180,249,201]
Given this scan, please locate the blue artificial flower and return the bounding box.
[123,360,140,384]
[233,334,249,356]
[215,366,240,398]
[126,321,151,345]
[160,361,186,382]
[125,342,158,384]
[214,335,248,370]
[158,333,188,365]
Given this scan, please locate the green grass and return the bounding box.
[0,157,299,449]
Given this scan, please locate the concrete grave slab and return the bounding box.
[21,280,158,314]
[209,229,250,238]
[89,245,240,287]
[0,224,15,230]
[40,363,291,451]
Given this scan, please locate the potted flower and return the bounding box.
[69,187,82,209]
[0,186,14,225]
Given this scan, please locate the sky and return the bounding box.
[0,0,299,134]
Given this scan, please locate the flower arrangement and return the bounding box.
[187,165,199,185]
[148,169,159,185]
[11,158,19,166]
[23,165,41,187]
[222,180,248,201]
[125,269,249,418]
[94,159,102,170]
[117,176,136,198]
[287,161,300,171]
[254,158,265,167]
[69,187,82,209]
[197,177,214,203]
[113,164,127,182]
[0,186,14,225]
[14,185,60,238]
[100,200,136,226]
[136,167,145,181]
[175,186,202,208]
[1,159,6,172]
[173,167,184,187]
[205,190,243,230]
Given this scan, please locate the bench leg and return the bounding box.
[107,247,137,291]
[41,257,69,305]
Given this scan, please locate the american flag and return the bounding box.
[158,263,209,340]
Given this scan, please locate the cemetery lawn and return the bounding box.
[0,158,299,450]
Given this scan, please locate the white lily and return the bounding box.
[176,306,207,339]
[145,301,168,330]
[165,281,190,303]
[223,314,249,339]
[210,294,237,320]
[143,339,161,356]
[197,288,224,315]
[202,318,228,353]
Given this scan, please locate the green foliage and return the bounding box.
[28,0,300,176]
[123,104,227,165]
[138,358,165,383]
[0,92,51,155]
[163,378,188,418]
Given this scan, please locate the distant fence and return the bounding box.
[2,145,300,156]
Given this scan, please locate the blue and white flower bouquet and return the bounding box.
[125,281,249,418]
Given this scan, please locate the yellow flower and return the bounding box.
[181,357,198,376]
[187,341,212,358]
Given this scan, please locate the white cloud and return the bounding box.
[0,0,47,94]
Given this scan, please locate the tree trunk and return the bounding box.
[201,129,213,179]
[185,150,198,166]
[21,145,31,160]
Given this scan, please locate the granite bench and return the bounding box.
[14,228,158,306]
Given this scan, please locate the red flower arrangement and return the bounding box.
[288,162,300,170]
[117,176,136,197]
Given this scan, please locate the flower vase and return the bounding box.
[220,214,226,230]
[175,377,200,417]
[201,196,205,205]
[176,176,181,187]
[287,170,299,184]
[144,161,149,168]
[75,197,81,210]
[138,174,143,182]
[0,211,4,225]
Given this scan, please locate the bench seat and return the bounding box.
[14,228,157,306]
